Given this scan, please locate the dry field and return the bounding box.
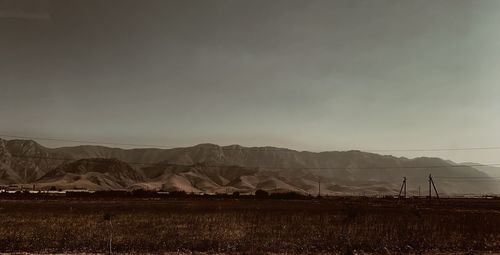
[0,197,499,254]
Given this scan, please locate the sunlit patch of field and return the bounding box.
[0,198,499,254]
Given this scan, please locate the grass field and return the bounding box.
[0,197,499,254]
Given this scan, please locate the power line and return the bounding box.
[7,154,500,171]
[431,176,500,182]
[0,134,176,149]
[434,177,500,182]
[2,133,500,152]
[9,155,500,185]
[366,147,500,152]
[0,134,310,152]
[434,176,500,179]
[6,154,500,185]
[434,180,500,182]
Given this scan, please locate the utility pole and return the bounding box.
[318,178,321,197]
[418,186,421,198]
[428,174,440,200]
[398,177,407,199]
[431,174,440,200]
[404,177,407,198]
[428,174,432,199]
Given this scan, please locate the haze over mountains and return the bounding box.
[0,138,498,195]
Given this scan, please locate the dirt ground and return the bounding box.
[0,197,499,254]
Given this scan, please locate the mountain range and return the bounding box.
[0,138,498,195]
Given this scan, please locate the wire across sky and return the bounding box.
[2,133,500,182]
[2,134,500,152]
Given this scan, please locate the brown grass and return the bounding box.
[0,197,499,254]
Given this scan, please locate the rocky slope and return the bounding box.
[0,139,70,184]
[0,138,497,195]
[37,158,145,190]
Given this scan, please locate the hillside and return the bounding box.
[0,139,70,184]
[462,162,500,178]
[37,158,145,190]
[0,138,498,195]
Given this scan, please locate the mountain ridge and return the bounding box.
[0,138,498,195]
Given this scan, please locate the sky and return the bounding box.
[1,0,500,164]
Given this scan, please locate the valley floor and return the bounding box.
[2,251,500,254]
[0,197,499,254]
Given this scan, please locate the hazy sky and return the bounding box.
[1,0,500,163]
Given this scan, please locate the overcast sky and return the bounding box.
[1,0,500,164]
